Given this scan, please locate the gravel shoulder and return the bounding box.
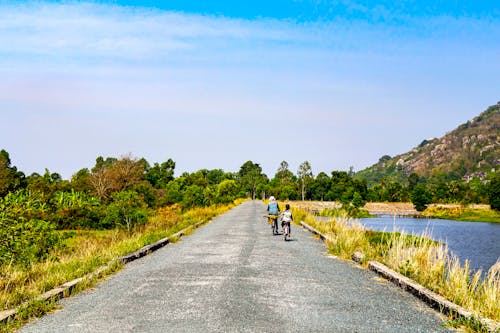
[20,201,453,333]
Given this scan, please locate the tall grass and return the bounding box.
[0,200,243,314]
[295,207,500,323]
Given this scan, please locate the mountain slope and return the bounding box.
[357,103,500,185]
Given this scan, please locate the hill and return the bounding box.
[356,103,500,185]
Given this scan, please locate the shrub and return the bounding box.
[411,184,432,211]
[102,190,149,232]
[0,214,59,267]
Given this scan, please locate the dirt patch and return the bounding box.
[364,202,417,214]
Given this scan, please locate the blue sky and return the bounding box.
[1,1,499,179]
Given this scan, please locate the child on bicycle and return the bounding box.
[281,204,293,236]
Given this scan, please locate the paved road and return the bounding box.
[21,201,452,332]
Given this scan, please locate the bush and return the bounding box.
[102,190,149,232]
[411,184,432,211]
[50,190,102,229]
[0,214,59,267]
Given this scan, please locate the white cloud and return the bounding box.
[0,2,499,178]
[0,2,316,66]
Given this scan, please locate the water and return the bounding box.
[359,216,500,273]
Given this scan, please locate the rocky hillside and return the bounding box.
[357,103,500,185]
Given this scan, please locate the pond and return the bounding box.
[359,216,500,274]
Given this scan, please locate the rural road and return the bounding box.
[20,201,452,333]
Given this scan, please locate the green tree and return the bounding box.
[276,161,295,185]
[410,184,432,212]
[408,173,420,191]
[70,168,92,193]
[351,192,366,208]
[215,179,238,203]
[206,169,232,185]
[0,149,25,196]
[238,161,266,199]
[146,159,175,189]
[298,161,313,201]
[310,172,330,201]
[488,174,500,211]
[182,185,206,208]
[103,190,149,232]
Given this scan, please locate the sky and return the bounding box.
[1,0,499,179]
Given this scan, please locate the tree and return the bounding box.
[215,179,238,203]
[276,161,294,184]
[488,174,500,211]
[238,161,266,199]
[351,192,366,208]
[310,172,331,201]
[0,150,15,196]
[71,168,92,193]
[146,159,175,189]
[182,185,206,208]
[379,155,392,163]
[89,155,146,201]
[297,161,313,201]
[408,173,420,191]
[0,149,25,196]
[410,184,432,212]
[164,177,186,204]
[206,169,232,185]
[103,190,148,232]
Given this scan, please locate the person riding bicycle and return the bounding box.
[280,204,293,237]
[267,196,280,235]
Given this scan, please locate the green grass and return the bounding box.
[424,206,500,223]
[318,208,375,219]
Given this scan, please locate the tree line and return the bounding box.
[1,148,499,266]
[2,149,499,217]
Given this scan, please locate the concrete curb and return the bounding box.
[299,220,500,333]
[0,220,207,325]
[299,221,333,242]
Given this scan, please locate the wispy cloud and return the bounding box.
[1,2,499,177]
[0,2,317,66]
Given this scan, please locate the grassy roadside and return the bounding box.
[0,199,244,332]
[291,206,500,331]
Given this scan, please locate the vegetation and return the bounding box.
[423,205,500,223]
[0,200,241,330]
[294,207,500,328]
[489,174,500,211]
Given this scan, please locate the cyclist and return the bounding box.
[267,196,280,235]
[281,203,293,240]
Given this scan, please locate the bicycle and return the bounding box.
[264,214,280,235]
[282,221,291,241]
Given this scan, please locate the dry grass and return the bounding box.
[0,200,243,313]
[296,207,500,323]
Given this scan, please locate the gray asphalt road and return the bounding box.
[20,201,453,332]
